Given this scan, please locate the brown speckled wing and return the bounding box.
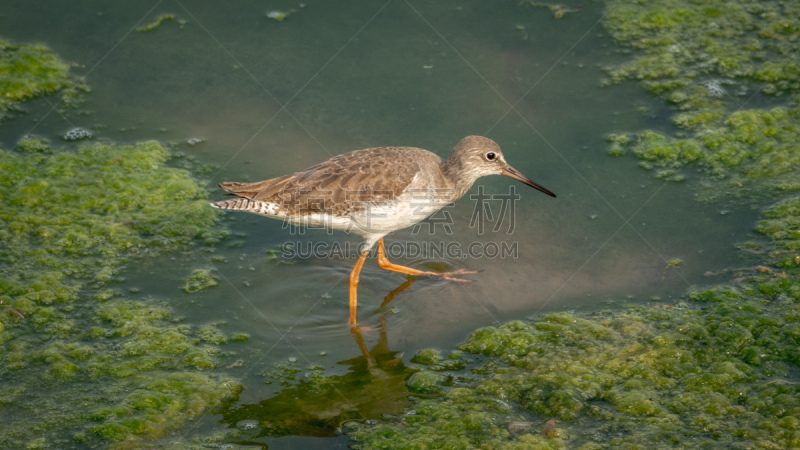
[218,147,438,216]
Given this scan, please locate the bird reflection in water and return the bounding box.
[218,278,420,445]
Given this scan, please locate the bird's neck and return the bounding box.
[441,157,477,201]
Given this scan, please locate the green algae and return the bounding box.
[136,13,186,32]
[662,258,684,280]
[0,138,239,447]
[756,198,800,253]
[603,0,800,100]
[351,384,566,448]
[352,270,800,448]
[411,348,443,366]
[184,268,218,293]
[607,106,800,198]
[349,1,800,448]
[0,138,223,288]
[412,348,469,372]
[0,38,87,120]
[407,371,446,395]
[231,332,250,342]
[196,324,227,345]
[601,0,800,200]
[266,10,293,22]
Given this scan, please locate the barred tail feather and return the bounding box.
[210,198,283,216]
[210,198,252,211]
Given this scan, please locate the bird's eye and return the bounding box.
[485,152,496,161]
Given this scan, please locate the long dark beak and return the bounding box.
[501,166,556,198]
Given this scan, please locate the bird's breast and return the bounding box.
[344,187,452,236]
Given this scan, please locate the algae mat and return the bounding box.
[1,0,799,448]
[349,0,800,447]
[0,39,242,448]
[0,38,87,122]
[0,138,242,447]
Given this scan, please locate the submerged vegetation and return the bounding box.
[353,275,800,448]
[0,69,242,445]
[350,0,800,448]
[0,38,87,120]
[602,0,800,200]
[0,138,241,447]
[136,13,187,32]
[2,0,800,446]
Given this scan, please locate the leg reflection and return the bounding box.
[350,310,404,375]
[374,276,416,314]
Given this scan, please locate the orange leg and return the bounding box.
[376,239,475,282]
[349,249,370,326]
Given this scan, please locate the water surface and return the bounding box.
[0,0,759,445]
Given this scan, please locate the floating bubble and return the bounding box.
[236,419,259,430]
[63,128,92,141]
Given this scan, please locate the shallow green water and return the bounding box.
[0,0,768,447]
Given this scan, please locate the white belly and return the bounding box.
[283,188,450,250]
